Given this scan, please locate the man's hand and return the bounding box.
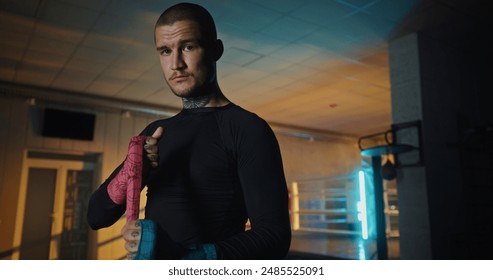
[122,220,141,259]
[144,127,163,168]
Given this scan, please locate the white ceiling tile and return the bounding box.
[268,43,322,64]
[28,35,78,57]
[0,31,29,59]
[260,16,320,42]
[290,1,353,27]
[331,13,395,45]
[358,49,389,67]
[91,12,130,37]
[14,62,59,87]
[0,0,42,17]
[64,57,108,73]
[51,69,98,92]
[220,27,287,56]
[85,75,130,96]
[142,89,182,109]
[221,47,263,67]
[298,50,345,71]
[353,67,390,88]
[23,49,68,69]
[278,80,320,96]
[0,58,16,81]
[57,0,110,12]
[243,55,293,73]
[104,65,143,80]
[0,71,15,82]
[366,0,419,23]
[249,0,305,14]
[337,0,377,8]
[104,0,152,19]
[91,10,155,43]
[274,63,319,81]
[217,1,282,32]
[40,0,100,31]
[116,65,165,100]
[219,65,267,92]
[72,46,119,65]
[217,62,245,79]
[255,72,301,89]
[112,52,156,72]
[33,21,86,43]
[82,33,128,53]
[0,10,36,33]
[302,26,361,56]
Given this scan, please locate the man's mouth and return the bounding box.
[171,74,190,81]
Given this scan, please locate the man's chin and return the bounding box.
[171,88,193,98]
[171,86,206,99]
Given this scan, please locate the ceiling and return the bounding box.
[0,0,426,137]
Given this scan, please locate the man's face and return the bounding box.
[155,20,214,98]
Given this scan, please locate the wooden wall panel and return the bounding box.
[90,111,105,152]
[0,97,28,258]
[0,97,10,207]
[133,115,149,136]
[101,113,121,183]
[42,134,62,149]
[118,116,134,159]
[0,97,12,258]
[25,107,45,150]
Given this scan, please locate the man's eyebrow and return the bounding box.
[156,45,167,52]
[156,38,201,51]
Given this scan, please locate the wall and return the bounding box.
[276,132,361,186]
[389,2,491,259]
[0,93,363,259]
[0,94,160,260]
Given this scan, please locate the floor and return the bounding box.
[287,231,400,260]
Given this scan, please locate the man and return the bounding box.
[87,2,291,260]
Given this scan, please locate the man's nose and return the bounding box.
[171,51,185,70]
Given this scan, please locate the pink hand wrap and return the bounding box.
[107,135,147,221]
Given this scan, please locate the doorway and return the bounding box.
[13,151,99,260]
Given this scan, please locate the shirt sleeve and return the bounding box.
[213,112,292,259]
[86,162,126,230]
[86,125,155,230]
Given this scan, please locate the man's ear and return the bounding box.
[212,39,224,61]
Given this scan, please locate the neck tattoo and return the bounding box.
[182,95,212,109]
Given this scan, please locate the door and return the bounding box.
[13,152,98,260]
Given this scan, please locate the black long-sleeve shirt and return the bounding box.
[87,103,291,259]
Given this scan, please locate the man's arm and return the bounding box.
[208,112,291,259]
[87,163,126,230]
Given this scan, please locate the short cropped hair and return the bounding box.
[155,2,217,46]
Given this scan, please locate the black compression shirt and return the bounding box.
[87,103,291,259]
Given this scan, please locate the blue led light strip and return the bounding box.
[357,170,369,240]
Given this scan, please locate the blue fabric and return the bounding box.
[182,244,217,260]
[133,219,157,260]
[130,219,217,260]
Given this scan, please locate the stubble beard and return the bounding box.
[168,68,217,109]
[167,78,213,109]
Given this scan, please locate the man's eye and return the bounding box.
[183,45,194,51]
[160,48,171,55]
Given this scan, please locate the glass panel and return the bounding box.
[59,170,93,259]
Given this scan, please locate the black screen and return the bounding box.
[42,108,95,141]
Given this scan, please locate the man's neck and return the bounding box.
[182,87,230,109]
[182,94,212,109]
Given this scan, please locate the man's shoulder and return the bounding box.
[221,103,266,124]
[218,104,272,134]
[141,115,177,135]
